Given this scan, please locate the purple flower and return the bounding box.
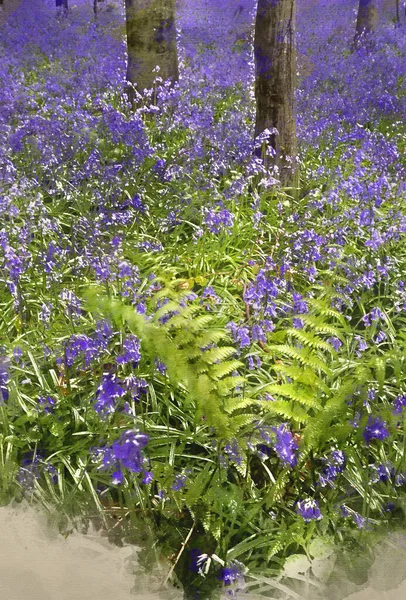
[155,358,166,374]
[227,322,250,349]
[223,439,243,466]
[318,449,345,487]
[97,429,149,479]
[350,411,361,428]
[272,423,298,467]
[37,395,56,414]
[395,473,405,487]
[204,207,234,234]
[116,334,141,366]
[111,470,125,486]
[292,292,308,314]
[124,375,148,401]
[363,415,389,444]
[94,374,126,418]
[295,498,323,522]
[355,336,368,354]
[293,317,304,329]
[171,471,189,491]
[217,561,245,586]
[252,324,266,343]
[327,336,342,351]
[13,347,23,364]
[112,430,149,473]
[370,461,395,484]
[374,330,387,344]
[393,394,406,416]
[0,356,10,403]
[142,471,153,484]
[352,512,366,529]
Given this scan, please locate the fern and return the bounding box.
[84,285,253,440]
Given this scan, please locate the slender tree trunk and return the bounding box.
[355,0,378,38]
[254,0,297,185]
[395,0,400,23]
[125,0,179,103]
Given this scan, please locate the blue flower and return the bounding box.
[142,471,153,484]
[116,334,141,366]
[295,498,323,522]
[272,423,298,467]
[327,336,342,351]
[217,561,245,587]
[393,394,406,416]
[94,374,126,418]
[37,395,56,414]
[318,449,345,487]
[370,461,395,483]
[363,415,389,444]
[0,356,10,403]
[227,322,251,348]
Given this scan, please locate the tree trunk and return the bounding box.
[355,0,378,38]
[395,0,400,23]
[254,0,297,186]
[125,0,179,102]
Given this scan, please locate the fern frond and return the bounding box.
[300,314,342,337]
[286,328,333,353]
[210,360,244,380]
[256,399,310,423]
[217,376,247,397]
[200,346,237,365]
[258,383,321,410]
[272,364,330,395]
[266,344,331,375]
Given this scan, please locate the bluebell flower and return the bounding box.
[318,449,345,487]
[37,395,56,414]
[363,415,389,444]
[0,356,10,403]
[295,498,323,522]
[374,330,387,344]
[272,423,298,467]
[392,394,406,415]
[217,561,246,587]
[350,411,361,428]
[223,439,243,466]
[227,322,250,349]
[111,470,125,486]
[327,336,342,351]
[116,334,141,366]
[94,374,126,418]
[142,471,153,484]
[395,473,405,487]
[171,471,190,491]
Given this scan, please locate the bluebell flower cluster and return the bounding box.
[363,415,390,444]
[318,449,345,487]
[96,429,149,485]
[295,498,323,522]
[116,334,141,366]
[272,423,299,467]
[94,374,126,418]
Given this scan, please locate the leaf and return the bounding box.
[283,554,312,578]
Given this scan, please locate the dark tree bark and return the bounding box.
[395,0,400,23]
[254,0,297,185]
[355,0,378,38]
[125,0,179,102]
